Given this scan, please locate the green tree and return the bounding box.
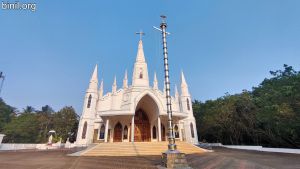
[3,112,39,143]
[194,64,300,148]
[36,105,54,143]
[23,106,36,114]
[52,106,78,142]
[0,98,15,132]
[253,64,300,147]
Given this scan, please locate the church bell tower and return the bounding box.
[132,39,149,87]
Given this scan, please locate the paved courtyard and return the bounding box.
[0,147,299,169]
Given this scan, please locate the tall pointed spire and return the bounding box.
[180,71,190,96]
[132,39,149,87]
[181,71,187,86]
[91,64,98,81]
[98,79,103,98]
[153,72,158,90]
[123,70,128,89]
[88,64,98,91]
[136,40,146,63]
[112,76,117,93]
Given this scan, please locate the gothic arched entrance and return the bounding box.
[113,122,122,142]
[134,109,150,142]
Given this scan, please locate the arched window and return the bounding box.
[152,126,157,139]
[139,68,143,79]
[123,125,128,140]
[187,98,190,110]
[99,124,105,139]
[190,123,194,138]
[87,94,92,108]
[82,121,87,139]
[174,125,179,138]
[139,72,143,79]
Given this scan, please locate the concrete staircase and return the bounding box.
[82,142,205,156]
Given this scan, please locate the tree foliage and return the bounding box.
[194,65,300,148]
[0,98,15,132]
[53,106,78,142]
[4,113,39,143]
[0,102,79,143]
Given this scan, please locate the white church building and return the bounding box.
[76,40,198,145]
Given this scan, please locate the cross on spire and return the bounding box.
[135,30,145,40]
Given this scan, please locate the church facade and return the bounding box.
[76,40,198,145]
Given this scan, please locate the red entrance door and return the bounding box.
[134,109,150,142]
[113,122,122,142]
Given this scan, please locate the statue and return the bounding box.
[48,134,53,144]
[65,137,71,148]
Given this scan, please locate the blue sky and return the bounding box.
[1,0,300,114]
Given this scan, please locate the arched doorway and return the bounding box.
[113,122,122,142]
[134,109,150,142]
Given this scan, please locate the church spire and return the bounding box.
[112,76,117,93]
[153,72,158,90]
[123,70,128,89]
[135,30,146,63]
[136,40,146,62]
[181,71,190,96]
[88,64,98,91]
[132,38,149,87]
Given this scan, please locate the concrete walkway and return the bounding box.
[0,147,299,169]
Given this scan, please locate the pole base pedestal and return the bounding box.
[161,150,192,169]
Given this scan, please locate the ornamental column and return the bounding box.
[158,116,162,141]
[104,119,109,142]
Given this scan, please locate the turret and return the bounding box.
[180,71,192,114]
[83,65,99,117]
[180,71,199,144]
[76,65,99,145]
[123,70,128,89]
[153,72,158,90]
[98,79,103,98]
[112,76,117,94]
[180,71,190,97]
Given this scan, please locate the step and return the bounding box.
[82,141,205,156]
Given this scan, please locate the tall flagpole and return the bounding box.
[160,15,177,152]
[156,15,190,169]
